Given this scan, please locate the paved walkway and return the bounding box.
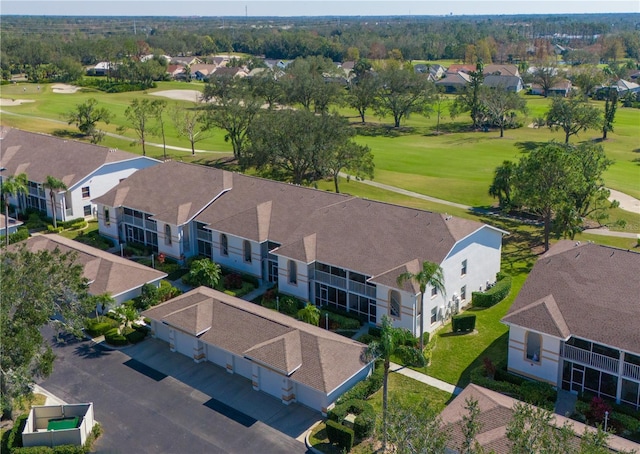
[389,362,463,395]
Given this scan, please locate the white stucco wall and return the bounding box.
[506,324,562,385]
[68,157,159,221]
[210,232,262,278]
[156,222,182,260]
[277,258,309,300]
[95,202,119,243]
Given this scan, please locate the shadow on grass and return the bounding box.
[454,332,509,390]
[514,140,547,153]
[51,129,84,140]
[353,123,416,137]
[432,121,475,134]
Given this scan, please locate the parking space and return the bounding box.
[39,334,318,453]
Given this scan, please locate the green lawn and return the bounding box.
[367,373,452,414]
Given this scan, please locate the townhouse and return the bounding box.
[0,128,160,223]
[94,161,506,336]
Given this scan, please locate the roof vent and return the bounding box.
[575,241,581,247]
[109,148,118,153]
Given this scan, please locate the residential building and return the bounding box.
[95,161,506,336]
[435,71,472,93]
[530,79,573,97]
[483,74,524,93]
[441,384,640,453]
[142,286,373,414]
[502,241,640,410]
[0,213,23,237]
[0,128,160,223]
[18,234,167,305]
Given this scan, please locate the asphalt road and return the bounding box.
[39,331,315,453]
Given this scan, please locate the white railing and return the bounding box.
[314,270,346,289]
[348,280,376,298]
[65,208,73,216]
[123,214,143,227]
[196,230,212,241]
[562,344,619,374]
[145,219,157,231]
[623,362,640,381]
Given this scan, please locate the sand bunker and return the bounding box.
[51,84,80,94]
[0,98,35,106]
[150,89,203,103]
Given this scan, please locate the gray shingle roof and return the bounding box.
[142,287,369,393]
[502,240,640,354]
[17,234,166,298]
[0,128,147,188]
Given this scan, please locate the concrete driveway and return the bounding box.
[39,333,318,453]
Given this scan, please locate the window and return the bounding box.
[389,290,401,318]
[220,234,228,256]
[104,207,110,226]
[83,205,92,217]
[431,307,438,324]
[243,240,252,263]
[461,260,467,276]
[526,331,541,363]
[288,260,297,285]
[81,186,90,198]
[165,224,172,245]
[460,285,467,301]
[431,286,438,298]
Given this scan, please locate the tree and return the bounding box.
[1,173,27,248]
[451,62,485,129]
[43,176,67,229]
[506,402,575,454]
[386,397,449,454]
[531,63,562,98]
[460,398,483,454]
[489,160,517,210]
[65,98,112,144]
[479,86,527,137]
[347,72,379,123]
[602,89,618,140]
[325,141,374,194]
[569,65,605,99]
[171,104,210,156]
[297,304,320,326]
[122,98,158,156]
[364,316,413,452]
[374,62,433,128]
[396,261,445,351]
[153,99,169,160]
[1,245,93,413]
[202,76,261,161]
[431,86,447,134]
[282,56,342,112]
[545,96,602,143]
[248,67,284,109]
[185,258,221,289]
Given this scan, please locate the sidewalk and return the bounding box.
[32,384,67,406]
[389,362,463,395]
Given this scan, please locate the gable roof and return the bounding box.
[441,384,639,453]
[483,64,520,76]
[142,286,370,393]
[0,128,150,188]
[17,234,166,297]
[502,240,640,354]
[435,72,471,86]
[483,74,523,90]
[93,161,232,226]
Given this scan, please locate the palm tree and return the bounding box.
[397,260,446,351]
[364,316,406,453]
[43,176,67,229]
[2,173,28,247]
[297,303,320,326]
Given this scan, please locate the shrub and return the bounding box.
[183,259,221,288]
[589,396,612,423]
[452,313,476,332]
[2,226,30,245]
[322,305,366,324]
[613,413,640,441]
[125,328,147,344]
[46,225,64,233]
[472,274,512,308]
[104,328,128,346]
[338,363,383,403]
[84,319,117,337]
[6,413,28,451]
[396,345,427,367]
[368,326,382,338]
[223,273,243,290]
[325,420,354,452]
[520,381,557,408]
[356,333,377,344]
[320,308,361,330]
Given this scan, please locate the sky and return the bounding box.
[1,0,639,17]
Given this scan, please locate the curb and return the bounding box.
[304,420,325,454]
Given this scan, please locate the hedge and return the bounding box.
[337,362,383,404]
[328,399,376,440]
[452,313,476,332]
[0,226,30,245]
[5,413,28,452]
[125,327,147,344]
[13,446,85,454]
[104,328,128,346]
[84,319,118,337]
[319,309,361,330]
[472,273,512,308]
[326,419,354,452]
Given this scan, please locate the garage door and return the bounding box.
[174,330,194,358]
[205,344,226,368]
[154,321,170,342]
[296,382,321,411]
[234,356,253,379]
[259,367,284,399]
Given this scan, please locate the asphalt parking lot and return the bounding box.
[39,333,319,453]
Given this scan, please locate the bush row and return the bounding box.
[0,227,29,245]
[337,362,384,404]
[452,313,476,332]
[84,317,119,337]
[472,273,512,308]
[320,307,361,330]
[326,419,354,451]
[322,305,366,325]
[328,399,376,440]
[13,446,85,454]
